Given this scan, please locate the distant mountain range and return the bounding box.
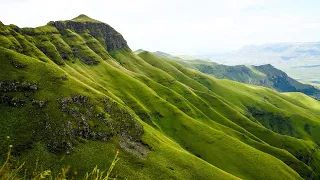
[213,42,320,66]
[154,51,320,100]
[193,42,320,87]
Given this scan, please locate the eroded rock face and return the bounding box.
[119,135,150,159]
[52,21,129,51]
[42,94,144,154]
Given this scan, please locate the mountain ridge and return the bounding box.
[208,42,320,86]
[153,51,320,100]
[0,15,320,179]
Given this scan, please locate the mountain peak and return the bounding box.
[71,14,101,23]
[48,15,129,51]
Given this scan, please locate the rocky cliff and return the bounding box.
[0,14,129,66]
[51,15,129,51]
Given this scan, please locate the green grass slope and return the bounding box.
[0,16,320,179]
[154,51,320,100]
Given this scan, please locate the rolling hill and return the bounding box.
[153,52,320,100]
[1,15,320,179]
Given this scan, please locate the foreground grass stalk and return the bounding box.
[0,145,14,179]
[0,146,120,179]
[84,150,119,180]
[105,150,119,180]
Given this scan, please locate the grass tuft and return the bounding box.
[0,146,120,179]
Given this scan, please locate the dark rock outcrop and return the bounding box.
[0,81,38,92]
[52,20,129,52]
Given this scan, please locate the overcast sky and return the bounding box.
[1,0,320,55]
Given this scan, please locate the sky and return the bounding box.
[1,0,320,55]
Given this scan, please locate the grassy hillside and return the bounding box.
[154,51,320,100]
[0,15,320,179]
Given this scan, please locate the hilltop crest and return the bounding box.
[71,14,102,23]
